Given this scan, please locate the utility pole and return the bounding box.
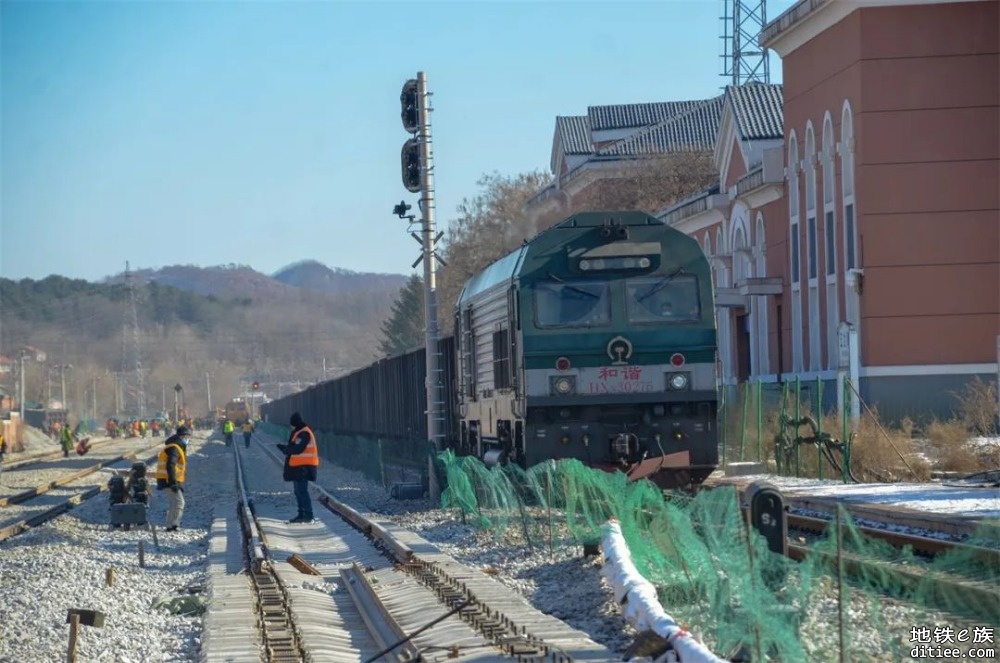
[397,71,446,499]
[18,351,27,421]
[205,372,212,416]
[322,357,327,382]
[59,364,70,412]
[92,375,98,421]
[173,384,182,422]
[125,261,145,419]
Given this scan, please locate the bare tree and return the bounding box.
[437,170,553,331]
[564,152,717,217]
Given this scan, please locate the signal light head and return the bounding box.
[400,79,419,134]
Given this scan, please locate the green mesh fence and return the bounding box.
[439,451,1000,660]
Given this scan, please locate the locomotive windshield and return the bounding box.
[534,280,611,328]
[626,274,701,323]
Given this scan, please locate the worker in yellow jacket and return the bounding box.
[156,425,189,532]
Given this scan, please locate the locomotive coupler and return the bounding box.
[611,432,639,461]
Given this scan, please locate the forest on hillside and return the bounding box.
[0,273,400,418]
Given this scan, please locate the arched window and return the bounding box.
[714,226,732,385]
[841,100,861,352]
[841,102,857,273]
[754,212,770,375]
[822,112,839,370]
[788,132,803,373]
[703,232,712,257]
[805,122,821,371]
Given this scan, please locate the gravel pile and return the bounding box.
[0,436,229,663]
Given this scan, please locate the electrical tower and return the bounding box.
[124,261,146,419]
[721,0,770,87]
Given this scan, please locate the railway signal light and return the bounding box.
[401,138,421,193]
[400,79,419,134]
[252,381,259,391]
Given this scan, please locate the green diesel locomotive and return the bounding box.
[455,211,719,488]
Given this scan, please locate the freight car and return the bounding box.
[263,211,719,488]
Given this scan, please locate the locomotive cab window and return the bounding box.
[626,274,700,323]
[534,280,611,328]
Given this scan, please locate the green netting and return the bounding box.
[439,450,1000,661]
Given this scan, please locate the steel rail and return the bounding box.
[0,450,161,543]
[785,512,1000,567]
[341,561,422,662]
[0,442,163,507]
[786,542,1000,623]
[255,439,589,662]
[1,437,117,471]
[232,442,304,663]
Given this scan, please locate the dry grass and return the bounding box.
[951,376,999,436]
[719,385,940,482]
[843,408,931,482]
[924,420,980,473]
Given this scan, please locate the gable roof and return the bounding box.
[597,95,724,156]
[586,100,707,132]
[726,83,784,141]
[555,116,593,155]
[550,115,594,173]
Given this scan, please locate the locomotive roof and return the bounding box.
[458,245,528,303]
[457,211,674,306]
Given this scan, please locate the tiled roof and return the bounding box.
[587,100,707,131]
[597,95,724,157]
[555,116,593,155]
[727,83,784,140]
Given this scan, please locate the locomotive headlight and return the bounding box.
[667,372,690,391]
[639,257,651,268]
[579,259,591,271]
[549,375,576,395]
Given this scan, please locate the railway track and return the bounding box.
[227,439,612,662]
[0,441,163,543]
[681,482,1000,624]
[1,436,118,471]
[782,508,1000,623]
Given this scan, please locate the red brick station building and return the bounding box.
[526,0,999,421]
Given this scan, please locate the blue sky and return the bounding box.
[1,0,793,282]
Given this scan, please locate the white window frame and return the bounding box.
[840,102,858,274]
[805,123,821,371]
[822,112,840,370]
[788,131,803,373]
[754,212,770,376]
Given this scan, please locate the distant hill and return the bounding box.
[272,260,408,295]
[105,261,408,301]
[4,261,412,419]
[120,264,296,300]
